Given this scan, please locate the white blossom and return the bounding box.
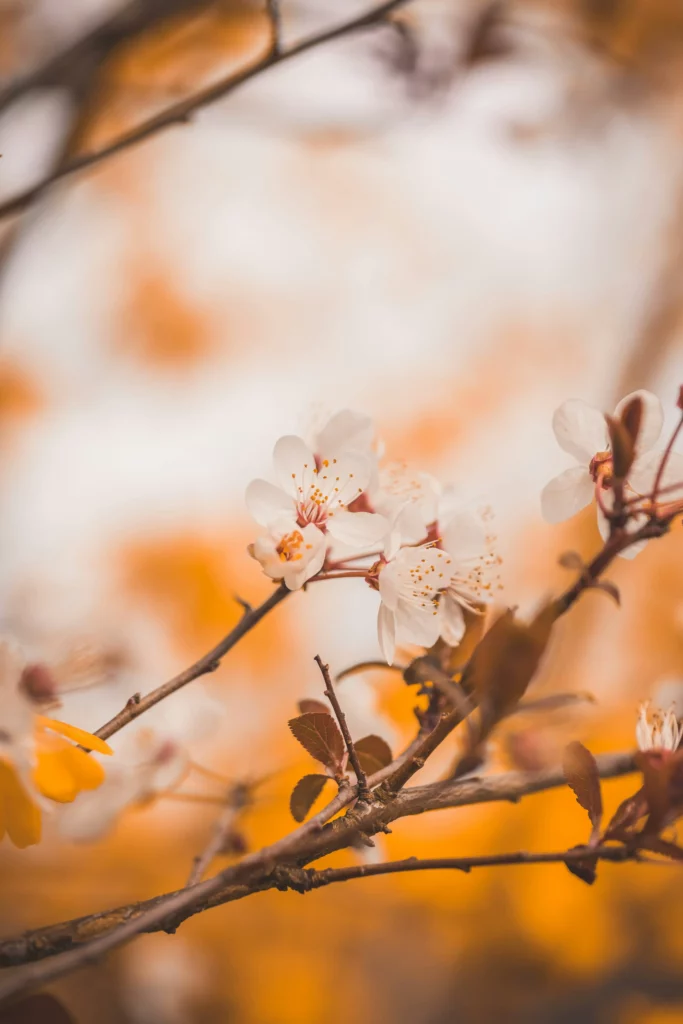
[246,435,387,584]
[249,517,326,590]
[377,545,453,664]
[636,701,683,753]
[541,389,683,557]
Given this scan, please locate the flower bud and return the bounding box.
[19,662,57,705]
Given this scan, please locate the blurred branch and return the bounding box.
[186,781,251,885]
[0,0,215,118]
[0,750,636,977]
[0,0,415,223]
[94,583,290,741]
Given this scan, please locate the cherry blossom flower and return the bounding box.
[541,390,683,555]
[636,701,682,753]
[437,500,502,646]
[377,545,453,664]
[0,641,112,848]
[370,462,441,546]
[249,516,326,590]
[246,435,387,585]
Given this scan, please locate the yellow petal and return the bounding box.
[33,749,79,803]
[37,716,112,755]
[0,761,41,848]
[60,745,105,792]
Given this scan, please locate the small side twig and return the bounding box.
[314,655,371,802]
[186,782,251,886]
[266,0,283,55]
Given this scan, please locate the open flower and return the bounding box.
[437,502,502,646]
[0,642,112,848]
[541,390,683,555]
[246,435,387,584]
[370,462,441,546]
[249,516,326,590]
[636,701,682,753]
[377,545,453,664]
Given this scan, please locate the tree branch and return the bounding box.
[94,583,290,741]
[0,0,414,223]
[0,751,636,985]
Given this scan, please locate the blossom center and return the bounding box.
[276,529,312,563]
[589,450,613,486]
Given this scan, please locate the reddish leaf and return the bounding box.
[564,846,598,885]
[0,995,75,1024]
[605,413,635,479]
[465,605,555,727]
[288,713,345,771]
[588,580,621,607]
[636,834,683,861]
[563,741,603,840]
[558,551,585,571]
[619,395,643,447]
[354,735,393,775]
[289,774,330,822]
[297,698,331,716]
[634,749,671,835]
[604,787,648,841]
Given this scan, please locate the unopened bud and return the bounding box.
[20,663,57,704]
[605,414,635,480]
[678,386,683,411]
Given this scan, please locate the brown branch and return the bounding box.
[95,583,290,741]
[0,0,214,117]
[186,781,251,886]
[0,751,636,983]
[304,844,640,888]
[314,654,371,801]
[0,0,414,223]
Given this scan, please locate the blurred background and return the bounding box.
[2,0,683,1021]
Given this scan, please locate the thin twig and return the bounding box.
[95,584,290,741]
[265,0,283,56]
[652,412,683,504]
[305,845,639,888]
[314,655,371,801]
[0,0,413,223]
[186,782,251,885]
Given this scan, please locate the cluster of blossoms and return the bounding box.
[246,410,502,663]
[541,388,683,553]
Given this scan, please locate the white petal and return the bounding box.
[378,603,396,664]
[378,560,401,611]
[273,435,316,497]
[395,600,441,650]
[327,510,388,549]
[283,525,326,589]
[440,594,466,646]
[245,479,294,526]
[614,389,663,453]
[540,467,594,523]
[324,451,372,508]
[315,409,375,456]
[630,449,683,502]
[440,509,487,562]
[552,400,607,463]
